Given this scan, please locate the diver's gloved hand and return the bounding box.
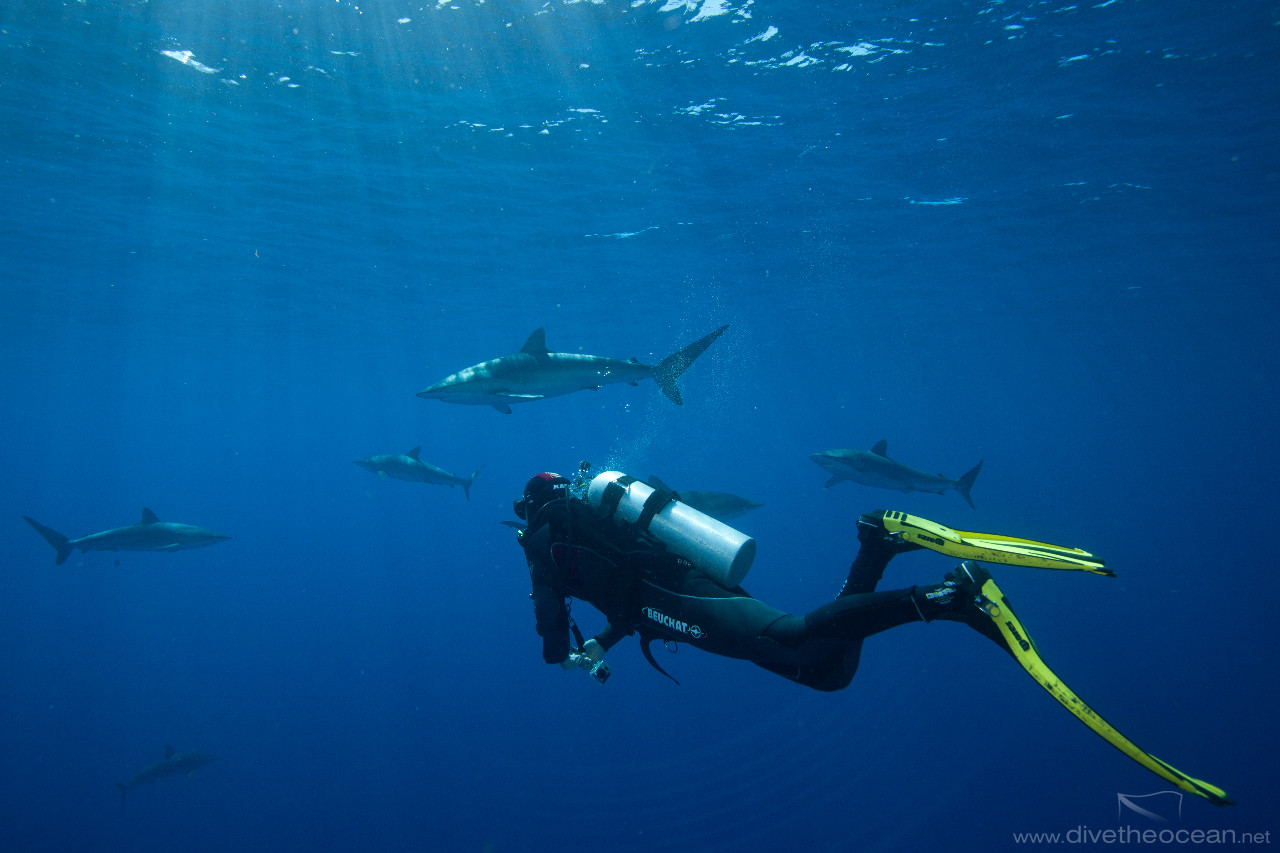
[560,640,605,670]
[581,639,604,662]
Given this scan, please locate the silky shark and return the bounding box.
[23,509,230,565]
[648,476,763,523]
[810,440,984,508]
[416,325,730,413]
[354,447,482,500]
[116,746,218,802]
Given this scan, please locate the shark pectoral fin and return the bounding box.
[377,471,389,478]
[823,475,842,488]
[492,403,513,414]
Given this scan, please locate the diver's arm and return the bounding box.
[592,622,631,653]
[524,520,572,665]
[531,582,571,664]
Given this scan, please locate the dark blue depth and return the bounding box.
[2,1,1277,851]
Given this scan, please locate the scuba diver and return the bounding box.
[513,468,1234,807]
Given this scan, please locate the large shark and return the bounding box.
[810,440,984,508]
[416,325,729,413]
[354,446,482,500]
[23,509,230,565]
[648,476,763,523]
[116,746,218,802]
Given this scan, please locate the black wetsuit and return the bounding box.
[520,498,928,692]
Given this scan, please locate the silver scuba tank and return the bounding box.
[585,471,756,589]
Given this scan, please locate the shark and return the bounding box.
[354,446,482,500]
[810,440,984,508]
[648,476,763,522]
[23,509,230,565]
[116,746,218,802]
[416,325,729,413]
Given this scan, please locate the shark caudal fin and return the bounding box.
[955,460,983,509]
[653,325,729,405]
[464,465,484,502]
[23,516,73,565]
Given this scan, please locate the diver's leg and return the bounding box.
[758,586,930,691]
[763,563,1018,691]
[806,587,930,639]
[838,511,923,598]
[814,561,1029,644]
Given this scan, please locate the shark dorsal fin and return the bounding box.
[407,446,422,460]
[871,440,889,457]
[141,508,160,524]
[520,328,550,357]
[164,745,175,758]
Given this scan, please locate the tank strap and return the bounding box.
[598,475,634,521]
[635,484,677,533]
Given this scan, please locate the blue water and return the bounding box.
[3,0,1277,850]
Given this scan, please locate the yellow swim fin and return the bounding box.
[973,571,1233,806]
[879,510,1113,576]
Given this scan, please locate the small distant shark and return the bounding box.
[23,509,231,565]
[811,440,984,508]
[354,447,482,500]
[116,746,218,803]
[416,325,729,413]
[648,476,763,523]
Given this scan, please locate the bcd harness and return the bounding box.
[542,497,687,684]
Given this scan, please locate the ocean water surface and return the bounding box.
[2,0,1277,850]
